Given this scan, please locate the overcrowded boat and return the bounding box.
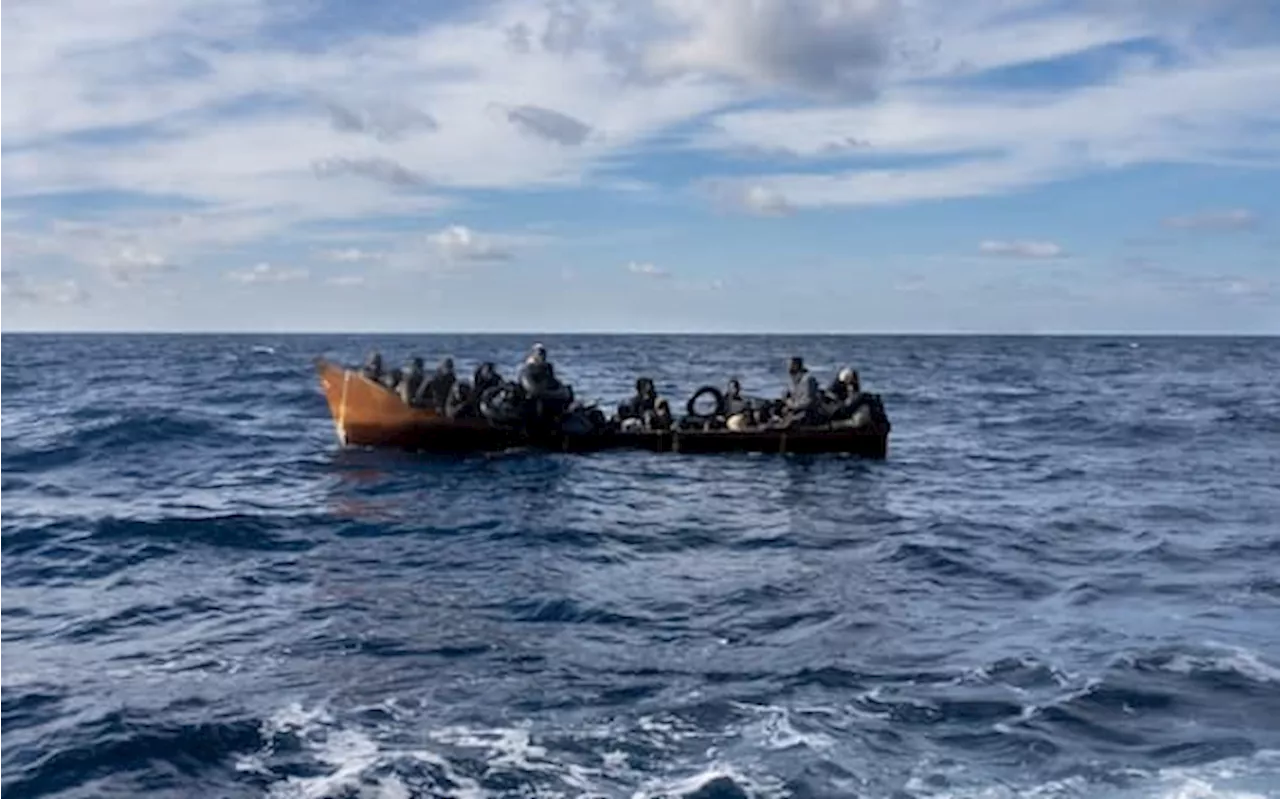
[314,343,891,457]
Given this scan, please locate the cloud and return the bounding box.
[319,248,388,263]
[696,46,1280,209]
[979,240,1064,259]
[311,156,430,188]
[428,225,514,262]
[225,262,309,284]
[646,0,899,99]
[1162,208,1260,231]
[626,260,669,278]
[323,101,439,142]
[501,104,594,146]
[2,272,90,305]
[101,246,178,284]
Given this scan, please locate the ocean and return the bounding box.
[2,333,1279,799]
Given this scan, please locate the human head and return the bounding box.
[409,356,424,371]
[655,398,670,415]
[440,357,454,373]
[636,377,654,397]
[727,378,741,396]
[365,351,382,369]
[788,356,805,376]
[530,343,547,364]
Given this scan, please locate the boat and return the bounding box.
[314,358,889,458]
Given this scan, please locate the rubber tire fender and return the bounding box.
[685,385,725,420]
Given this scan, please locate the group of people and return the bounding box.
[358,344,877,433]
[613,356,872,432]
[360,343,573,425]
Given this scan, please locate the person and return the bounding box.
[617,377,658,422]
[517,343,573,427]
[723,378,750,417]
[782,356,822,426]
[399,356,425,405]
[648,398,674,431]
[517,343,559,394]
[827,368,860,404]
[472,362,502,397]
[445,379,476,418]
[415,357,457,411]
[826,367,862,421]
[361,351,384,382]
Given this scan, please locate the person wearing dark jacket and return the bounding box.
[618,377,658,421]
[472,362,502,397]
[783,356,822,426]
[723,378,750,417]
[517,343,560,396]
[415,357,457,410]
[399,357,425,405]
[361,351,384,383]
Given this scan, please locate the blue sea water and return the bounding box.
[3,333,1280,799]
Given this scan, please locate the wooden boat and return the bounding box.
[314,358,889,458]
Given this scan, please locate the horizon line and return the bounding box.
[3,329,1278,337]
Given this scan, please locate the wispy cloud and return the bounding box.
[500,104,594,146]
[626,261,669,278]
[225,262,309,284]
[1162,208,1260,231]
[979,240,1065,259]
[428,225,515,263]
[2,272,90,305]
[319,248,387,263]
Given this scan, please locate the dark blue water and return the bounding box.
[3,334,1280,799]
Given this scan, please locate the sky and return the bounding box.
[2,0,1278,333]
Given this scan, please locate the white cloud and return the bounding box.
[225,262,309,284]
[697,46,1280,208]
[101,246,177,284]
[979,240,1064,259]
[2,272,90,305]
[1163,208,1260,231]
[626,260,669,277]
[320,248,387,263]
[428,225,515,263]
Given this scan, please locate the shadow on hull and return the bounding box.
[315,358,889,459]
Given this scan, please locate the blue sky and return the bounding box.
[2,0,1278,333]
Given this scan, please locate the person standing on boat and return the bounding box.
[517,343,573,428]
[782,356,822,426]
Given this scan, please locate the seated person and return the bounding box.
[827,368,864,421]
[399,357,426,405]
[827,368,860,403]
[723,378,750,417]
[647,398,674,431]
[415,357,457,410]
[361,351,384,382]
[472,362,503,397]
[617,377,658,421]
[445,380,476,418]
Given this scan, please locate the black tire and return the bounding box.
[685,385,725,420]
